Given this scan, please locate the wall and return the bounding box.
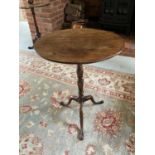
[21,0,68,38]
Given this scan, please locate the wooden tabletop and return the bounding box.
[34,28,124,64]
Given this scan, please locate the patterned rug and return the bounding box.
[19,51,135,155]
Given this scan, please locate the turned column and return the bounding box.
[77,64,84,140]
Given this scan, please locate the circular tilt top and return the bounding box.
[34,28,124,64]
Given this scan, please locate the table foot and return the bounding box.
[77,129,84,140]
[82,95,104,105]
[60,96,79,107]
[28,46,34,49]
[28,35,40,50]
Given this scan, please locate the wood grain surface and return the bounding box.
[34,28,124,64]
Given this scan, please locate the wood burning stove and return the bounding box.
[63,0,135,34]
[99,0,135,34]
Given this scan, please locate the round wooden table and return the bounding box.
[34,28,124,140]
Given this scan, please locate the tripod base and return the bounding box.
[60,64,104,140]
[60,95,103,107]
[60,95,104,140]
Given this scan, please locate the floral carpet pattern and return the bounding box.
[19,51,135,155]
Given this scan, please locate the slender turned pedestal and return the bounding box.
[34,28,124,140]
[60,64,103,140]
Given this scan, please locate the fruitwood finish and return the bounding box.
[35,28,124,64]
[34,28,124,140]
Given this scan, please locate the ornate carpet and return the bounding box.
[19,51,135,155]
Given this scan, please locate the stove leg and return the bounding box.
[77,64,84,140]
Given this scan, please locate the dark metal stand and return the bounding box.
[60,64,104,140]
[27,0,41,49]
